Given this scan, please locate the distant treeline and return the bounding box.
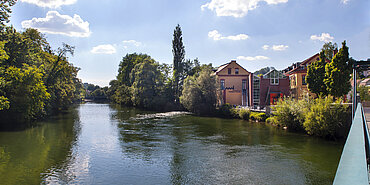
[0,1,84,125]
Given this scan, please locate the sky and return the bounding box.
[8,0,370,87]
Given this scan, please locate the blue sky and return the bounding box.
[9,0,370,86]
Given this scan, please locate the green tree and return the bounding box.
[0,65,50,122]
[130,59,164,109]
[307,51,327,96]
[324,41,351,98]
[322,42,338,60]
[172,24,185,103]
[0,0,16,28]
[117,53,153,86]
[180,68,219,115]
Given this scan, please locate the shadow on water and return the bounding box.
[0,106,81,185]
[111,105,344,185]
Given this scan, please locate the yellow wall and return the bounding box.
[216,61,250,105]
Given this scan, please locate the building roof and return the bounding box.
[215,60,250,75]
[283,53,319,75]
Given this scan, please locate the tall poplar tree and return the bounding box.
[307,51,328,96]
[172,24,185,103]
[324,41,351,98]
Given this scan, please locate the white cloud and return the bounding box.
[122,40,142,49]
[341,0,350,4]
[20,0,77,8]
[310,33,334,42]
[272,44,289,51]
[21,11,91,37]
[237,55,269,61]
[208,30,249,41]
[201,0,288,18]
[91,44,116,54]
[262,44,288,51]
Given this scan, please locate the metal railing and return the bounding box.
[333,103,370,184]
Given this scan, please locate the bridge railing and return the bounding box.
[333,103,370,185]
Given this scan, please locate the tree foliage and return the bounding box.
[180,68,219,115]
[0,9,83,125]
[307,51,327,96]
[321,42,338,61]
[324,41,351,98]
[172,24,185,103]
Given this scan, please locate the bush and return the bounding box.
[250,112,267,122]
[272,98,309,131]
[238,108,250,120]
[266,116,277,125]
[303,96,349,138]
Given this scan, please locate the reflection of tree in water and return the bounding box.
[0,106,81,184]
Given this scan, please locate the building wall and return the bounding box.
[216,61,250,106]
[259,76,290,107]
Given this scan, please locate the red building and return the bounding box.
[255,69,290,108]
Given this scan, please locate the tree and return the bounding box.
[172,24,185,103]
[180,68,219,115]
[0,65,50,122]
[130,59,164,109]
[322,42,338,60]
[307,51,327,96]
[0,0,16,28]
[324,41,351,98]
[117,53,153,86]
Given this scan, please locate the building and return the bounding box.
[214,60,252,106]
[257,69,290,108]
[283,53,320,99]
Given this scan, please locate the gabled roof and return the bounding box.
[215,60,250,75]
[284,53,319,75]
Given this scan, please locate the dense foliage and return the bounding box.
[271,97,350,138]
[180,68,219,115]
[307,51,328,96]
[172,24,185,103]
[307,41,352,98]
[0,2,83,124]
[324,41,352,98]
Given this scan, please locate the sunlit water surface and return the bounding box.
[0,103,343,184]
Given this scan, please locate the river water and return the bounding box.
[0,103,343,184]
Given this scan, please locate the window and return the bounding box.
[242,79,246,89]
[235,68,239,74]
[220,79,225,90]
[302,75,307,85]
[270,70,279,85]
[228,68,231,74]
[253,78,260,106]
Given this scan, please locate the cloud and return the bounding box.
[262,44,288,51]
[201,0,288,18]
[21,11,91,37]
[310,33,334,42]
[208,30,249,41]
[341,0,350,4]
[237,55,269,61]
[122,40,142,49]
[262,45,269,50]
[272,44,288,51]
[20,0,77,8]
[91,44,116,54]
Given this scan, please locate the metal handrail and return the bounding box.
[333,103,369,184]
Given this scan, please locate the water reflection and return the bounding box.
[0,107,80,185]
[0,103,344,184]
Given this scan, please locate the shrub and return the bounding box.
[272,98,309,131]
[217,103,234,118]
[238,108,250,120]
[266,116,277,125]
[250,112,267,122]
[303,96,349,138]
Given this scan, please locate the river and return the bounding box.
[0,103,344,184]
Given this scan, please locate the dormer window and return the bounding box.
[228,68,231,74]
[235,68,239,74]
